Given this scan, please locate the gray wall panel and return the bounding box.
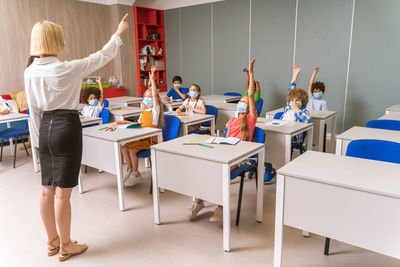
[345,0,400,129]
[164,9,181,89]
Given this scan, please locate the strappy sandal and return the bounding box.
[47,236,60,256]
[58,240,88,262]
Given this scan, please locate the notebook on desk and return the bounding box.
[204,137,240,145]
[117,122,141,129]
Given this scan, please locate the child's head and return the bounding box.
[311,82,325,99]
[172,76,182,88]
[286,88,309,109]
[235,96,250,141]
[82,87,100,106]
[188,84,201,100]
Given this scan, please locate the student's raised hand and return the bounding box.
[314,66,320,73]
[116,14,129,37]
[149,65,156,81]
[293,64,301,75]
[243,68,249,73]
[249,58,256,73]
[96,77,101,84]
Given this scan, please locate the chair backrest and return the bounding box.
[274,111,284,120]
[256,98,264,116]
[224,92,242,97]
[366,119,400,131]
[162,114,181,141]
[202,105,218,127]
[103,99,109,108]
[253,127,265,144]
[346,139,400,164]
[100,108,110,124]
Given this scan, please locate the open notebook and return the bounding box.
[117,122,141,129]
[204,137,241,145]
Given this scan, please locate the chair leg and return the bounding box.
[149,157,153,195]
[84,165,88,173]
[0,140,3,162]
[22,136,29,156]
[13,136,18,168]
[236,174,245,226]
[324,238,330,255]
[323,123,327,152]
[255,167,258,190]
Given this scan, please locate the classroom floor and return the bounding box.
[1,147,399,267]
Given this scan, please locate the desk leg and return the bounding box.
[183,125,188,136]
[211,119,216,136]
[274,174,285,267]
[222,163,231,252]
[285,135,291,164]
[78,168,83,193]
[335,138,343,155]
[6,122,13,156]
[151,149,160,224]
[256,148,264,222]
[32,146,40,173]
[307,126,313,153]
[330,116,337,154]
[114,142,125,211]
[318,120,324,152]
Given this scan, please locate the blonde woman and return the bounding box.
[25,15,129,261]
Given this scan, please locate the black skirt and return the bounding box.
[39,109,82,188]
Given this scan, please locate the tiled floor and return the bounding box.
[0,147,399,267]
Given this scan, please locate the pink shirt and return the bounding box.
[227,113,257,141]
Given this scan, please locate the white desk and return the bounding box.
[336,126,400,156]
[203,95,241,103]
[256,118,313,169]
[274,151,400,267]
[175,113,216,136]
[107,106,142,122]
[0,113,30,157]
[79,123,162,211]
[151,134,265,252]
[78,103,85,111]
[107,96,143,107]
[80,116,102,127]
[378,113,400,121]
[204,102,237,133]
[385,104,400,115]
[266,108,336,153]
[162,100,183,112]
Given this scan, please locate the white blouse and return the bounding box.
[24,34,122,147]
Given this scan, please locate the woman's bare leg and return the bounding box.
[40,185,58,248]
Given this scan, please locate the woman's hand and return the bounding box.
[96,77,101,84]
[115,14,129,37]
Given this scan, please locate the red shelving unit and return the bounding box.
[134,6,167,96]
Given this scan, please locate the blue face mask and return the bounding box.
[313,92,323,99]
[142,97,154,107]
[188,91,198,98]
[236,102,248,113]
[174,83,181,88]
[296,101,302,109]
[89,99,99,106]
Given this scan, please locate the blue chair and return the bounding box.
[103,99,109,108]
[192,105,218,135]
[273,112,284,120]
[224,92,242,97]
[324,139,400,255]
[0,127,29,168]
[366,119,400,131]
[256,98,264,116]
[229,127,265,225]
[136,114,181,194]
[100,108,110,124]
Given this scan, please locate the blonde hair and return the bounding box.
[286,88,309,106]
[30,20,64,56]
[239,96,250,141]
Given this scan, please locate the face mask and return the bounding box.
[89,99,99,106]
[174,83,181,88]
[188,91,198,98]
[142,97,154,107]
[313,92,323,99]
[236,102,248,113]
[296,101,302,109]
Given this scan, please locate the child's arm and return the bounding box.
[243,68,249,92]
[191,102,206,114]
[149,66,160,108]
[174,85,187,100]
[248,58,257,118]
[96,77,104,106]
[289,64,301,91]
[308,67,319,95]
[176,103,185,114]
[255,81,260,95]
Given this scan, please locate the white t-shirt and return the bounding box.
[138,105,160,127]
[81,102,104,117]
[182,98,204,110]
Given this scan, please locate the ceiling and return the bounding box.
[77,0,136,5]
[77,0,224,9]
